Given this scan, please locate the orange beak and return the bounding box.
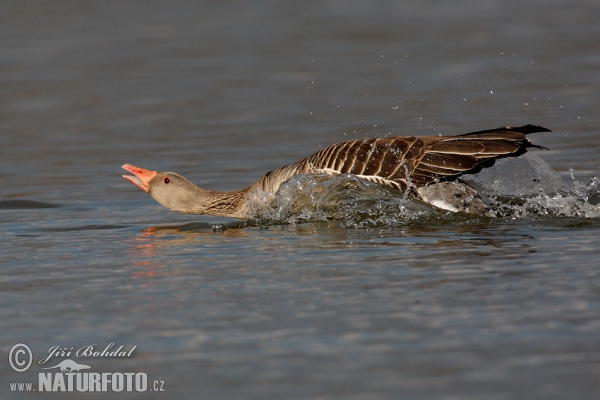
[122,164,158,193]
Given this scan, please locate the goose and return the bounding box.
[122,124,549,219]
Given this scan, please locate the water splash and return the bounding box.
[246,155,599,226]
[247,174,436,227]
[479,156,599,219]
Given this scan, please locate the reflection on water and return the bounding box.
[133,218,541,264]
[142,221,250,234]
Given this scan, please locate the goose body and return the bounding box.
[122,124,549,219]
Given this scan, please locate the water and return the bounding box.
[1,1,599,398]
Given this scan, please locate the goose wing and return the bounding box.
[250,124,549,194]
[303,124,550,189]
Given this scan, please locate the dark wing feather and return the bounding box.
[252,124,550,194]
[408,125,549,186]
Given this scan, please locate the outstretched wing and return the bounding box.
[303,124,550,189]
[250,124,549,194]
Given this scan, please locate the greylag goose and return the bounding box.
[122,124,549,219]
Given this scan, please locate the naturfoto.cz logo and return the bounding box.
[8,343,165,393]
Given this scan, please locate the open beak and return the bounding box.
[122,164,157,193]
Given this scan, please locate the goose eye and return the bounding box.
[164,177,170,184]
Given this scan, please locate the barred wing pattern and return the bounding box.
[252,125,549,196]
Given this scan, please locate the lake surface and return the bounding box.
[1,1,599,398]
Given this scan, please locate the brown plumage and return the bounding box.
[122,124,549,218]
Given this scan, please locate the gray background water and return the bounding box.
[1,1,599,398]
